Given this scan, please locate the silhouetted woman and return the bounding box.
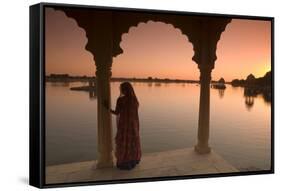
[106,82,141,170]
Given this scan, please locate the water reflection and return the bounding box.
[132,82,138,86]
[211,86,225,99]
[89,90,97,100]
[46,82,271,171]
[244,96,255,110]
[67,80,97,101]
[89,80,97,100]
[155,82,161,87]
[218,89,225,99]
[262,91,271,104]
[243,87,271,110]
[50,82,70,87]
[147,82,153,87]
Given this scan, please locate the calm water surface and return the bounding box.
[46,82,271,171]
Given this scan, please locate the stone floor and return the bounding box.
[46,148,239,184]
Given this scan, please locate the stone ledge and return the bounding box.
[46,148,239,184]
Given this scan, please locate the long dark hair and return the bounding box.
[120,82,139,107]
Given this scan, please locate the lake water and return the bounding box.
[46,81,271,171]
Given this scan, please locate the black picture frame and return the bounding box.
[30,2,274,189]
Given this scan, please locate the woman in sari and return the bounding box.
[106,82,141,170]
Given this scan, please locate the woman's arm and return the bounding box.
[103,100,120,115]
[110,109,118,115]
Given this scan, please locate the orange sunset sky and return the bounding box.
[45,8,271,82]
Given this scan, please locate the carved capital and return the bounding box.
[199,67,212,83]
[190,18,231,69]
[95,64,112,78]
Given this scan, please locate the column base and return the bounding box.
[96,159,114,169]
[194,144,211,154]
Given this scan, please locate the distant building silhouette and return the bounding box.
[211,77,226,89]
[231,71,271,88]
[246,74,256,86]
[218,77,225,84]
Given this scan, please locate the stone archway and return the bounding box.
[112,20,196,79]
[54,7,231,168]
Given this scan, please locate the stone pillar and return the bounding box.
[95,58,113,168]
[195,67,212,154]
[93,12,114,168]
[190,20,231,154]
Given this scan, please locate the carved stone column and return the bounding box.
[95,61,113,168]
[190,20,226,154]
[93,12,114,168]
[195,66,212,154]
[189,19,231,154]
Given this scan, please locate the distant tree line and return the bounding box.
[46,74,95,82]
[231,71,271,87]
[46,74,199,83]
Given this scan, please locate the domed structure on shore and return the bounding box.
[246,74,256,84]
[218,77,225,84]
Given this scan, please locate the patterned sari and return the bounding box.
[114,94,141,170]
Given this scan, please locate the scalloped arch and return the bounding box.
[52,7,231,69]
[113,20,196,63]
